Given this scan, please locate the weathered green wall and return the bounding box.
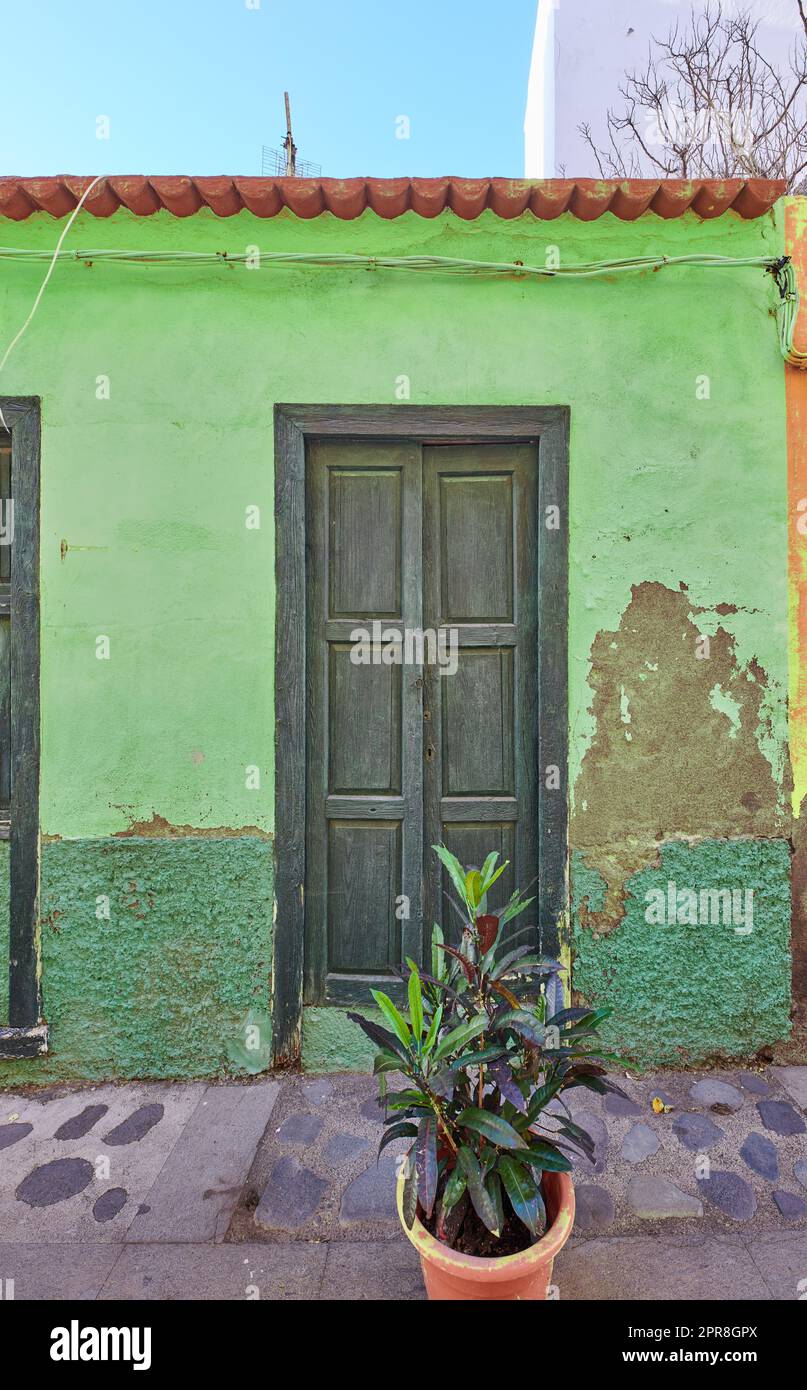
[0,200,791,1076]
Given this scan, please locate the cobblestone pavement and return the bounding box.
[1,1066,806,1299]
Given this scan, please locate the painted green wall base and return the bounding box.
[571,839,792,1066]
[0,835,272,1083]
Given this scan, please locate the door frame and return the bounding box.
[0,396,44,1060]
[272,405,569,1066]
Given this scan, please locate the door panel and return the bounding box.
[305,441,422,1005]
[423,444,539,949]
[305,437,539,1005]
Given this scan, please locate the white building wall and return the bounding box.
[525,0,801,178]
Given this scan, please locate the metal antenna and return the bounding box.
[261,93,322,178]
[283,92,297,176]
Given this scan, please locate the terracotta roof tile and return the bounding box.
[0,176,786,222]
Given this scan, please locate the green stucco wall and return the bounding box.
[0,199,792,1077]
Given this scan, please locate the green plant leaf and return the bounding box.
[416,1115,438,1218]
[450,1044,509,1070]
[455,1106,528,1150]
[431,1014,487,1064]
[370,990,412,1048]
[494,1008,546,1045]
[498,1154,545,1237]
[347,1011,409,1063]
[378,1121,418,1157]
[402,1155,419,1230]
[433,843,470,908]
[465,869,483,912]
[457,1145,500,1235]
[407,968,424,1041]
[521,1139,574,1173]
[485,1169,504,1234]
[441,1163,467,1215]
[480,861,508,899]
[431,922,445,981]
[422,1004,443,1056]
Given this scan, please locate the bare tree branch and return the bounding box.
[577,1,807,192]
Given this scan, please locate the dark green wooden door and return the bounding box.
[304,439,539,1004]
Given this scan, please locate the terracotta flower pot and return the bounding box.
[396,1168,575,1301]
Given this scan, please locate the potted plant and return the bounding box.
[349,845,628,1301]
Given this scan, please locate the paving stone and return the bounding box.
[573,1184,615,1232]
[756,1099,806,1137]
[697,1170,756,1221]
[93,1188,128,1223]
[604,1092,641,1118]
[254,1156,329,1233]
[277,1112,323,1145]
[54,1105,108,1141]
[103,1103,165,1147]
[324,1132,371,1164]
[737,1071,771,1096]
[739,1132,779,1181]
[772,1189,807,1220]
[673,1112,725,1151]
[302,1079,334,1106]
[627,1175,703,1219]
[0,1122,32,1150]
[127,1080,280,1244]
[794,1158,807,1190]
[622,1122,660,1165]
[359,1097,385,1124]
[771,1066,807,1110]
[340,1153,399,1223]
[689,1079,744,1112]
[571,1110,608,1174]
[16,1158,95,1208]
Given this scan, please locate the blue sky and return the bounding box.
[0,0,537,178]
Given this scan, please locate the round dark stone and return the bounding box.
[794,1159,807,1190]
[604,1092,641,1118]
[17,1157,95,1207]
[103,1103,164,1146]
[697,1170,756,1221]
[54,1104,108,1141]
[93,1187,127,1223]
[739,1132,779,1181]
[324,1132,371,1164]
[772,1189,807,1220]
[277,1112,323,1145]
[673,1112,725,1152]
[0,1122,33,1151]
[573,1184,615,1232]
[737,1071,771,1096]
[359,1097,385,1124]
[756,1100,806,1138]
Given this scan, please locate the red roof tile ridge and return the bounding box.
[0,176,787,222]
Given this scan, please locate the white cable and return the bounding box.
[0,175,106,430]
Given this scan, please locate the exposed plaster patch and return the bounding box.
[113,813,273,840]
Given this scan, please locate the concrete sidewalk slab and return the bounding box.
[0,1083,204,1243]
[744,1229,807,1300]
[97,1241,328,1301]
[0,1243,122,1301]
[553,1233,772,1301]
[125,1081,279,1244]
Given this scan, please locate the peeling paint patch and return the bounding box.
[113,813,272,841]
[709,682,742,738]
[574,582,789,850]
